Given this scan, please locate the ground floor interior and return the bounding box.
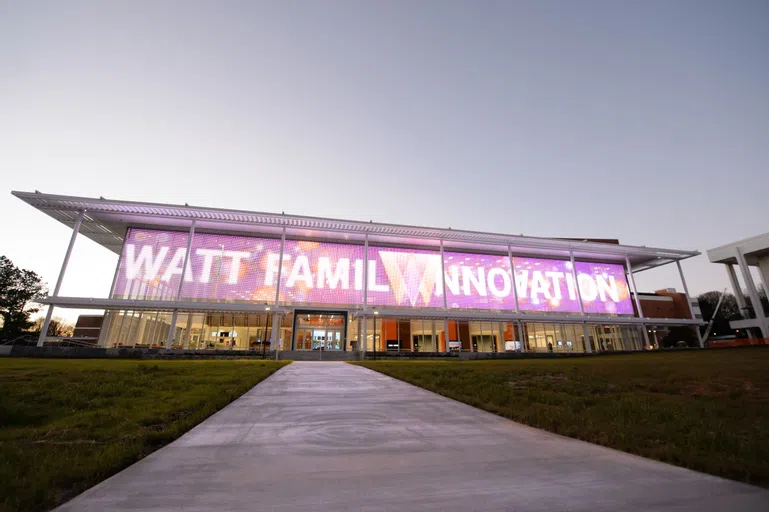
[97,308,675,353]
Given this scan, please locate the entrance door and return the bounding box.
[293,312,347,351]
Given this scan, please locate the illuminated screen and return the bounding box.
[113,228,281,302]
[366,246,444,308]
[574,261,634,314]
[278,239,365,306]
[512,256,633,314]
[113,228,633,314]
[443,251,516,310]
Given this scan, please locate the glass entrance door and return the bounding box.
[293,312,347,351]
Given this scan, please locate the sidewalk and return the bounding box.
[58,361,769,511]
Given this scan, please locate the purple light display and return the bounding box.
[113,228,281,303]
[113,228,634,315]
[278,239,365,306]
[443,251,516,310]
[512,256,632,314]
[366,246,445,308]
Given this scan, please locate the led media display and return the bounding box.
[278,239,365,306]
[113,228,634,315]
[443,251,516,310]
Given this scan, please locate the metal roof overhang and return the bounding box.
[12,190,699,272]
[38,296,704,326]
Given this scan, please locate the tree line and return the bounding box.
[0,255,73,340]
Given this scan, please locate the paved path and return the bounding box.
[59,362,769,511]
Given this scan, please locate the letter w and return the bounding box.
[124,245,169,281]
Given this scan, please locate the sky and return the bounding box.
[1,0,768,323]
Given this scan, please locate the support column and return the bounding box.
[166,220,196,349]
[38,210,85,347]
[444,318,450,354]
[508,246,520,314]
[440,240,448,311]
[98,246,126,348]
[517,320,525,353]
[676,260,704,348]
[182,312,193,348]
[361,316,367,355]
[271,313,281,360]
[362,234,369,353]
[274,226,286,305]
[569,251,591,353]
[726,264,748,311]
[165,310,179,349]
[735,248,769,338]
[626,255,652,350]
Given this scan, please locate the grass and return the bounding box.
[0,358,289,512]
[355,348,769,488]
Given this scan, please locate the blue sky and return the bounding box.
[1,1,767,322]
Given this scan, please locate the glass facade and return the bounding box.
[95,227,679,353]
[101,311,292,350]
[99,308,653,354]
[113,228,635,315]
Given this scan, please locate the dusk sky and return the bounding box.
[1,1,767,322]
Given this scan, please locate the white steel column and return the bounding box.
[444,318,450,354]
[725,264,748,311]
[271,313,281,360]
[508,246,520,314]
[271,227,286,359]
[569,251,586,315]
[676,260,704,348]
[98,244,126,347]
[38,210,85,347]
[273,226,286,305]
[735,248,769,338]
[182,313,193,348]
[510,247,524,353]
[569,250,591,353]
[166,220,196,349]
[362,234,369,352]
[439,240,450,354]
[361,316,367,355]
[165,310,179,349]
[582,322,591,353]
[439,240,448,311]
[626,255,651,349]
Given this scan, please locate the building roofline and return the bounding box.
[12,190,699,271]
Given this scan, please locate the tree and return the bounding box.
[0,256,47,337]
[697,291,742,337]
[31,316,75,337]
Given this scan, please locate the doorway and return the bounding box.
[292,311,348,351]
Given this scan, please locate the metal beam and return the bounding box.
[626,255,651,350]
[38,210,85,347]
[676,260,703,348]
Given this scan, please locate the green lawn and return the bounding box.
[0,359,289,512]
[355,348,769,488]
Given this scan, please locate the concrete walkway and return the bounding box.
[59,362,769,511]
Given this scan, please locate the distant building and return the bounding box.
[707,233,769,338]
[73,315,104,340]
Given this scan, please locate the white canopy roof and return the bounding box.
[13,190,698,272]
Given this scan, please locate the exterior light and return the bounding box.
[374,311,379,315]
[265,306,271,311]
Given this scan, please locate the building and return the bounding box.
[707,233,769,338]
[14,191,703,355]
[72,315,104,340]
